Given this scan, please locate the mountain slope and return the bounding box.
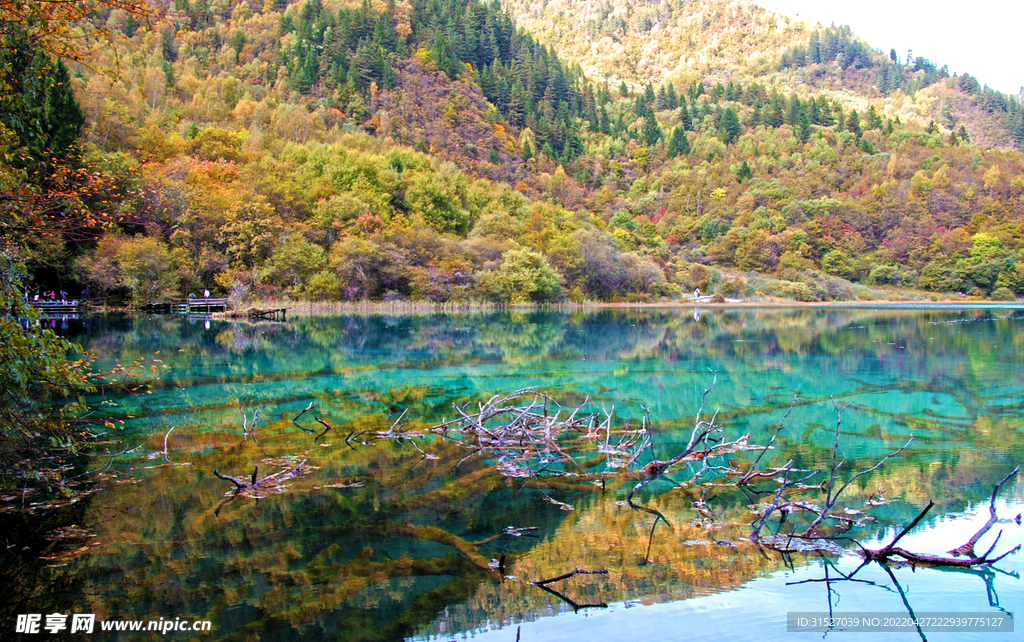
[502,0,1024,149]
[504,0,798,85]
[8,0,1024,306]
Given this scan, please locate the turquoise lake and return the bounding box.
[25,307,1024,640]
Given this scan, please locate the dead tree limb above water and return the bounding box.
[859,466,1021,568]
[292,402,314,424]
[427,388,628,480]
[291,402,316,434]
[532,566,609,586]
[211,459,309,500]
[313,414,333,442]
[422,385,1012,568]
[239,405,267,454]
[948,465,1020,558]
[531,568,612,613]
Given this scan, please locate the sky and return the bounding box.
[756,1,1024,95]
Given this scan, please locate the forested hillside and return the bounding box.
[506,0,1024,149]
[4,0,1024,305]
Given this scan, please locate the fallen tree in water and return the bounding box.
[207,379,1019,618]
[418,384,1019,569]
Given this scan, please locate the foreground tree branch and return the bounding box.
[948,465,1020,558]
[860,466,1021,567]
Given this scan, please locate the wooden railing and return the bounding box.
[30,300,81,313]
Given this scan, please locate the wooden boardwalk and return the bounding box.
[31,300,80,314]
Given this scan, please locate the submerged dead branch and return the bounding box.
[532,583,609,612]
[801,401,914,536]
[139,426,194,469]
[161,427,190,466]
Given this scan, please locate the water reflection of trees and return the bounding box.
[71,389,1021,640]
[58,308,1024,639]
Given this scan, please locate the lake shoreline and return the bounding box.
[81,297,1024,318]
[221,297,1024,316]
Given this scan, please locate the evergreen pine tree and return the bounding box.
[506,83,525,127]
[643,82,659,106]
[767,93,785,128]
[817,98,834,126]
[866,105,883,130]
[735,160,753,182]
[373,12,402,54]
[719,106,741,144]
[667,126,690,158]
[796,112,812,142]
[641,105,662,146]
[846,109,862,137]
[747,104,762,128]
[666,82,678,109]
[656,85,667,110]
[809,30,822,63]
[1,41,84,165]
[809,99,821,125]
[679,100,691,131]
[785,94,803,127]
[431,32,457,78]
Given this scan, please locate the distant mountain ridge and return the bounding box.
[502,0,1023,149]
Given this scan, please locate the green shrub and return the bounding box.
[479,248,564,304]
[990,287,1017,301]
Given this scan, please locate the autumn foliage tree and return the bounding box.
[0,0,157,496]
